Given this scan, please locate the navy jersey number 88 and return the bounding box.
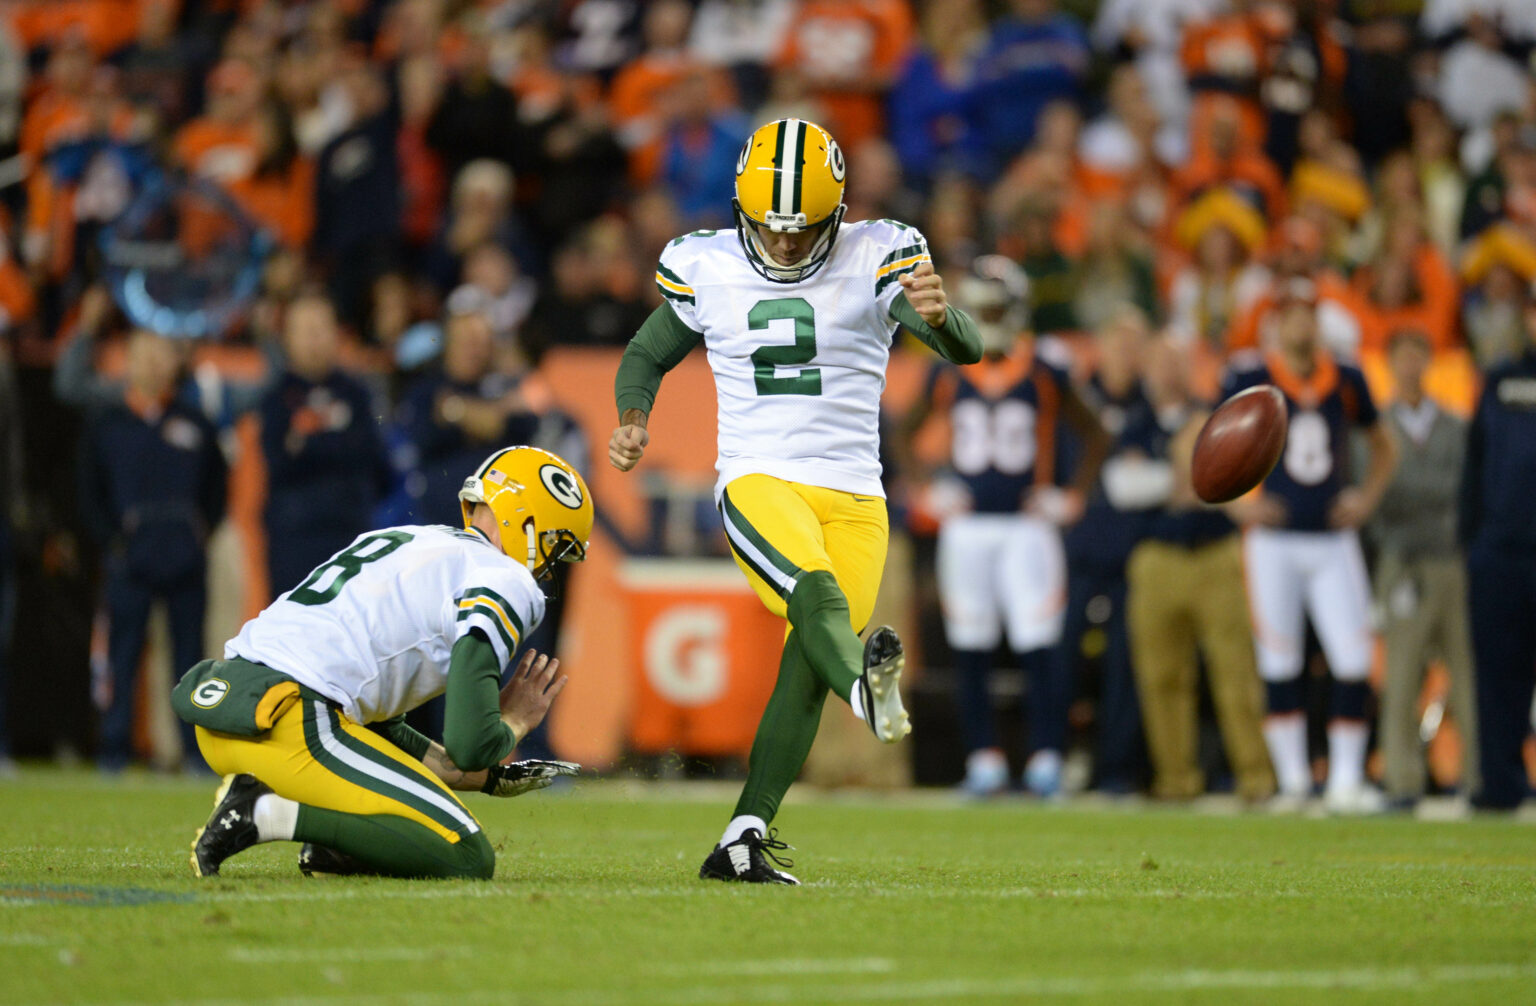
[926,350,1064,513]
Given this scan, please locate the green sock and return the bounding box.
[785,570,864,704]
[732,630,828,823]
[293,806,495,880]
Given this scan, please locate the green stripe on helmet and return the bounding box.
[771,120,787,216]
[789,120,804,216]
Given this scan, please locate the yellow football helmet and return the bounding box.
[459,446,593,580]
[733,118,847,283]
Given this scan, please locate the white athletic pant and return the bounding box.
[937,513,1066,652]
[1242,527,1374,682]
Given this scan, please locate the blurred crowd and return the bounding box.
[0,0,1533,807]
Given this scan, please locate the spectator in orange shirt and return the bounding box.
[774,0,914,151]
[1171,96,1287,225]
[225,102,314,251]
[610,0,734,187]
[1079,63,1182,193]
[396,54,447,254]
[1179,0,1275,151]
[172,58,264,184]
[1226,216,1368,359]
[1353,213,1460,355]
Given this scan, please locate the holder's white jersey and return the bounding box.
[655,219,931,499]
[226,525,543,725]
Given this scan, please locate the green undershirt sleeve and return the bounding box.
[615,303,705,418]
[441,632,517,772]
[371,715,432,762]
[889,299,982,365]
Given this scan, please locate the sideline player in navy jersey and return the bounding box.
[1222,278,1398,813]
[901,257,1109,795]
[1063,308,1152,794]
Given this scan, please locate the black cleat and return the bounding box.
[298,843,375,878]
[859,626,910,742]
[699,828,801,885]
[190,773,268,878]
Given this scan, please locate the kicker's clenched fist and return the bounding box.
[899,261,949,328]
[609,423,649,471]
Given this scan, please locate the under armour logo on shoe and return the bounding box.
[218,810,243,831]
[728,844,752,875]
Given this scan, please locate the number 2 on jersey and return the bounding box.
[749,297,821,396]
[290,531,415,606]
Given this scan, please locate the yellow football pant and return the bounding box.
[197,692,491,877]
[718,474,888,631]
[719,474,890,824]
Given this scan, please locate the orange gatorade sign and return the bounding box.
[623,560,784,757]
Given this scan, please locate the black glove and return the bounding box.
[481,759,581,797]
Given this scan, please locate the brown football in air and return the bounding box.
[1191,385,1289,504]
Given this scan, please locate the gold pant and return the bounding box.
[196,692,480,844]
[718,473,888,631]
[1127,536,1275,801]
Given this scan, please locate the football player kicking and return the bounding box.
[176,446,591,878]
[1223,279,1397,814]
[610,119,982,883]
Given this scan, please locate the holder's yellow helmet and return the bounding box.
[459,446,592,580]
[733,118,847,283]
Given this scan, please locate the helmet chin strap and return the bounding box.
[524,520,539,573]
[750,226,832,279]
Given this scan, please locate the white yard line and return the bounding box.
[74,961,1536,1006]
[649,957,896,977]
[228,947,474,964]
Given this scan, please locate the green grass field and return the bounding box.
[2,768,1535,1006]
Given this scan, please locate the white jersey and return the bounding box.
[226,524,544,725]
[656,219,931,499]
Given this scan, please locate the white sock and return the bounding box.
[719,814,767,848]
[849,680,868,722]
[253,794,299,843]
[1326,720,1368,793]
[1262,716,1311,796]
